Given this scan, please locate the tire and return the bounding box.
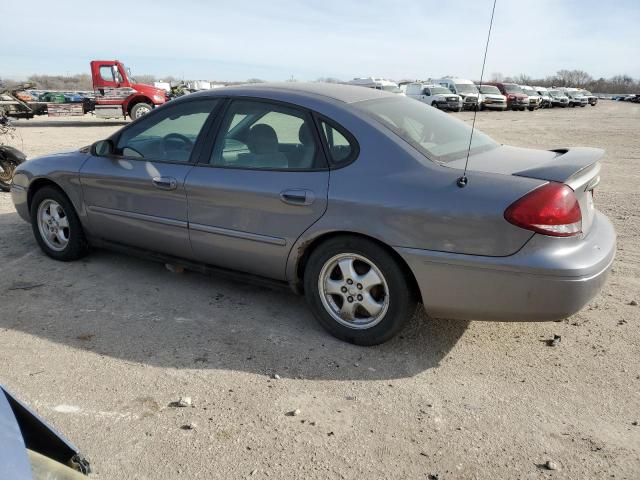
[130,102,153,120]
[30,186,89,261]
[303,236,417,346]
[528,106,535,111]
[0,159,15,192]
[456,107,462,112]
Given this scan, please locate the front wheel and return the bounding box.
[30,186,89,261]
[304,237,417,346]
[130,102,153,120]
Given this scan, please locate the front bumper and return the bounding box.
[435,100,462,111]
[483,102,507,110]
[11,184,30,222]
[396,210,616,322]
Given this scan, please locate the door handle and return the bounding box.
[280,189,315,206]
[152,176,177,190]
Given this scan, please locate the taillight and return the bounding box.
[504,183,582,237]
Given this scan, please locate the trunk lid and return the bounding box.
[448,145,602,233]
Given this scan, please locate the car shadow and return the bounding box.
[0,207,468,381]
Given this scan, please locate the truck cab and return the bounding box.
[90,60,166,119]
[431,77,480,110]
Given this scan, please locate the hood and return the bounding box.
[0,385,90,479]
[132,83,166,100]
[0,388,32,480]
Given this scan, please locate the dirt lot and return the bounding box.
[1,101,639,479]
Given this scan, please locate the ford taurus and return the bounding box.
[10,83,616,345]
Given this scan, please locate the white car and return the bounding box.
[400,82,463,111]
[476,84,507,111]
[431,77,480,110]
[547,89,570,107]
[520,86,542,111]
[345,77,404,95]
[557,88,588,107]
[533,86,553,108]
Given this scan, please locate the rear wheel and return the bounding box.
[130,102,152,120]
[304,237,417,346]
[30,186,89,261]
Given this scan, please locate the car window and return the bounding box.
[99,66,114,82]
[211,100,325,170]
[355,96,498,163]
[116,99,218,163]
[321,121,358,167]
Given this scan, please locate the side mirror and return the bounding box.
[91,139,114,157]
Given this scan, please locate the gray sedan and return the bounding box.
[10,83,616,345]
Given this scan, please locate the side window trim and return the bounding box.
[313,113,360,170]
[106,98,223,165]
[203,97,330,172]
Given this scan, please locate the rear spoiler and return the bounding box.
[513,147,604,184]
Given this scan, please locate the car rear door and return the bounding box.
[185,99,329,280]
[80,98,220,258]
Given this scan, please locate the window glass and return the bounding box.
[99,66,114,82]
[321,121,356,166]
[355,96,498,163]
[116,100,218,162]
[211,100,323,170]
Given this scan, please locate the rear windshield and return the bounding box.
[355,96,498,163]
[503,84,523,93]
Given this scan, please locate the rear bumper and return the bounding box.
[396,211,616,322]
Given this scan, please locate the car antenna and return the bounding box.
[457,0,497,188]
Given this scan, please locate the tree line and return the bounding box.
[1,69,638,94]
[488,70,639,94]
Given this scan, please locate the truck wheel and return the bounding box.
[130,102,153,120]
[304,236,417,346]
[431,101,438,109]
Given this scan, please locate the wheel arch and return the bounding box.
[125,95,153,116]
[27,178,68,211]
[290,230,422,304]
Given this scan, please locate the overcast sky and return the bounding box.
[2,0,638,81]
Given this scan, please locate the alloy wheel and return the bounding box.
[318,253,390,329]
[37,199,70,251]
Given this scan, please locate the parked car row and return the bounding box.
[348,77,599,112]
[612,94,640,102]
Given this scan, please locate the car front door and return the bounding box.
[185,99,330,280]
[80,98,220,258]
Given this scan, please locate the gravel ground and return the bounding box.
[1,101,638,479]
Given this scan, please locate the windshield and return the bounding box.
[355,96,498,163]
[455,83,479,94]
[548,90,561,97]
[430,86,452,94]
[125,66,136,83]
[381,85,402,93]
[523,89,537,96]
[479,85,501,95]
[503,84,523,94]
[582,91,593,96]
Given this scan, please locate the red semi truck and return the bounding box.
[1,60,166,120]
[90,60,166,119]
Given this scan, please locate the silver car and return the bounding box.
[10,83,616,345]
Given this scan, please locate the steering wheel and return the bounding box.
[163,133,193,153]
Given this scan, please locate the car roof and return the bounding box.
[189,82,394,104]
